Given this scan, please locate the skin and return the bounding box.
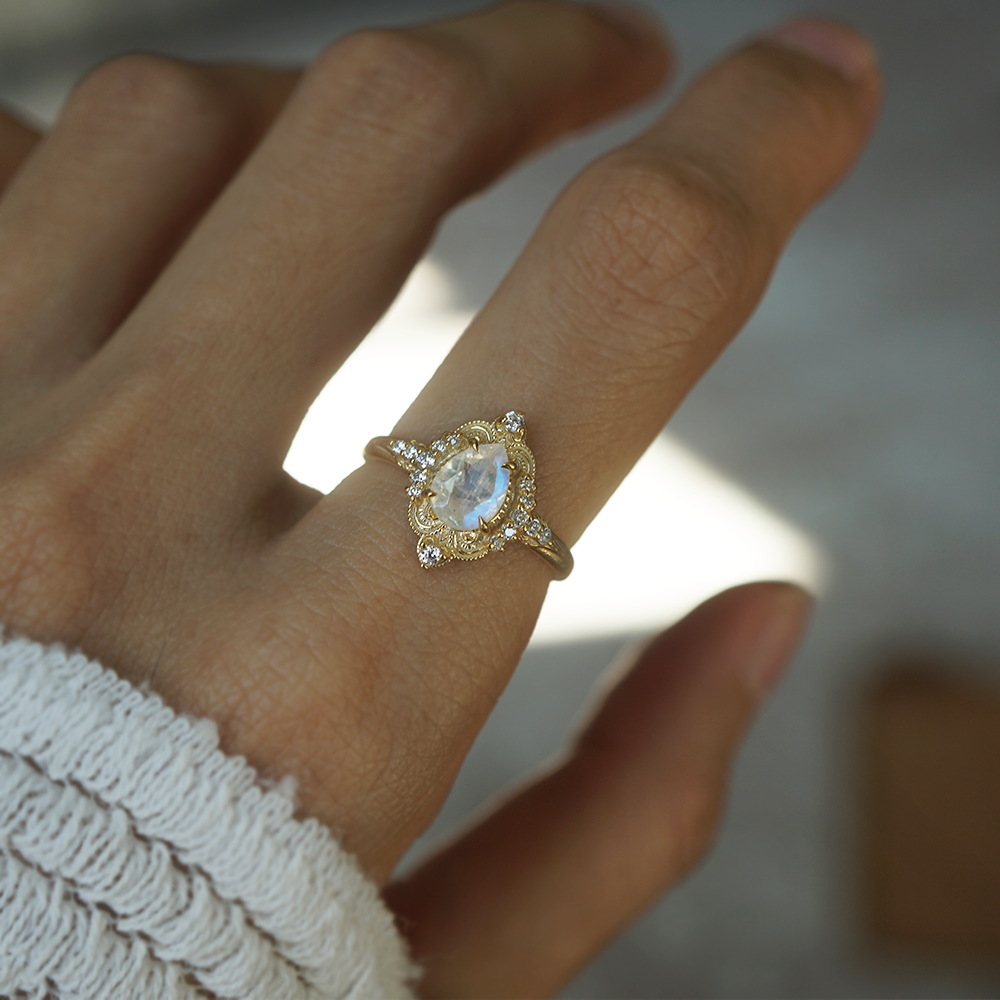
[0,2,880,996]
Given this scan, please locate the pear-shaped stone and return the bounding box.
[430,442,510,531]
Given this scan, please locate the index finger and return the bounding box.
[277,17,880,870]
[393,17,880,545]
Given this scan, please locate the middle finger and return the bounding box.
[78,0,670,485]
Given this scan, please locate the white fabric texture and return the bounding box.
[0,630,418,1000]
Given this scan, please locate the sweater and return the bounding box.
[0,630,417,999]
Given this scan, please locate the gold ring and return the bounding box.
[364,410,573,580]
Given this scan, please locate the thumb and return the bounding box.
[386,581,812,998]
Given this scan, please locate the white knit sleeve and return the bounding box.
[0,631,419,1000]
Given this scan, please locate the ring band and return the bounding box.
[364,410,573,580]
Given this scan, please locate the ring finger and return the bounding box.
[0,59,297,409]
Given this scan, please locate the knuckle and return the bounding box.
[0,466,102,628]
[561,151,762,343]
[0,383,188,628]
[69,54,227,133]
[306,28,483,155]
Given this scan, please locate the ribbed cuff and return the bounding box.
[0,630,417,1000]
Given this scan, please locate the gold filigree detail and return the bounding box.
[366,409,572,578]
[393,412,540,569]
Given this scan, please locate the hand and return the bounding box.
[0,2,879,995]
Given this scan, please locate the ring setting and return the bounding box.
[364,410,573,579]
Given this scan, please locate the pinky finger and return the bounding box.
[0,104,40,191]
[385,582,812,999]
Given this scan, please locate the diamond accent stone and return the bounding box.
[527,518,542,537]
[448,434,460,447]
[520,494,535,511]
[417,451,435,468]
[538,526,552,545]
[503,410,525,434]
[519,477,534,492]
[403,443,418,462]
[432,439,447,454]
[429,442,510,531]
[418,543,443,568]
[391,439,406,456]
[503,524,517,539]
[511,508,528,527]
[411,470,427,483]
[407,484,423,497]
[490,534,505,551]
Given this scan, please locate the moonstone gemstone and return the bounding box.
[431,442,510,531]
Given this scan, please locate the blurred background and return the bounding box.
[2,0,998,996]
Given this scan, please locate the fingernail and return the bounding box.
[741,585,814,696]
[586,2,664,44]
[764,17,876,82]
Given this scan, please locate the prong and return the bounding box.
[478,516,489,532]
[501,463,516,471]
[472,439,480,452]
